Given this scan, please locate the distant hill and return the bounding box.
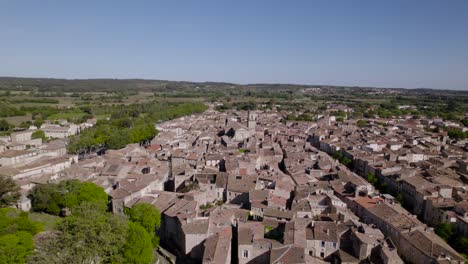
[0,77,466,96]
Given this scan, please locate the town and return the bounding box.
[1,103,466,263]
[2,1,468,263]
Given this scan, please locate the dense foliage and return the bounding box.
[28,180,108,215]
[0,175,21,208]
[285,113,314,122]
[0,119,14,132]
[28,201,157,264]
[365,173,404,205]
[0,209,43,264]
[31,130,46,141]
[122,222,154,264]
[447,127,468,140]
[28,202,129,264]
[0,104,26,118]
[25,180,159,264]
[125,203,161,247]
[435,223,454,241]
[357,119,367,128]
[435,223,468,258]
[331,151,352,167]
[68,101,207,154]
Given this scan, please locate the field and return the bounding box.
[0,77,467,134]
[0,90,207,128]
[47,111,87,121]
[4,113,33,126]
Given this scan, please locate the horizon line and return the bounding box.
[0,75,466,92]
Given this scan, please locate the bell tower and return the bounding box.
[248,111,257,130]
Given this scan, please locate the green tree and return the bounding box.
[366,173,378,185]
[67,101,205,153]
[0,209,42,235]
[0,231,34,264]
[19,121,32,129]
[116,117,133,128]
[0,209,42,264]
[28,184,61,215]
[13,212,43,235]
[461,118,468,127]
[125,203,161,247]
[341,157,352,166]
[28,202,128,264]
[59,180,108,212]
[74,182,108,211]
[435,223,454,241]
[122,222,153,264]
[106,129,131,149]
[396,192,404,205]
[0,175,20,208]
[31,130,46,141]
[455,236,468,256]
[29,180,108,215]
[447,128,467,140]
[331,151,343,161]
[0,119,12,131]
[357,120,366,128]
[130,123,157,144]
[32,118,44,128]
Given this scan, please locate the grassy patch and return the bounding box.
[29,212,62,231]
[95,114,111,120]
[4,113,32,126]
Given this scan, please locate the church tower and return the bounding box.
[248,111,257,130]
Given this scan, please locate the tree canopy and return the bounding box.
[434,223,468,258]
[28,180,108,216]
[332,151,352,167]
[28,202,155,264]
[357,119,367,128]
[447,127,468,140]
[0,175,21,208]
[26,181,157,264]
[0,119,13,131]
[0,209,43,264]
[67,101,207,154]
[0,232,34,264]
[125,203,161,247]
[27,202,128,264]
[122,222,153,264]
[31,130,46,141]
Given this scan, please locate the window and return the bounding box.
[333,242,337,248]
[321,241,325,247]
[242,250,249,258]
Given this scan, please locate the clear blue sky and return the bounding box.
[1,0,467,90]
